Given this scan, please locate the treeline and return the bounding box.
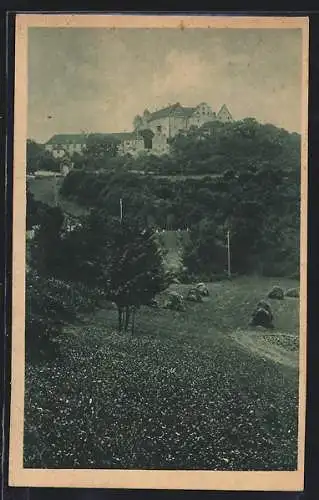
[60,161,299,278]
[166,118,300,176]
[66,117,300,177]
[27,118,300,179]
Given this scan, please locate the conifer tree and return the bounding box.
[63,210,169,334]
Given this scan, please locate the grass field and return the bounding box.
[24,276,300,471]
[28,177,88,216]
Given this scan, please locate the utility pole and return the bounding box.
[120,198,123,223]
[227,229,231,278]
[54,174,58,207]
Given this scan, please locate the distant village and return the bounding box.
[42,102,233,168]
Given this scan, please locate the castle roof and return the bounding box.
[217,104,232,116]
[147,102,233,122]
[148,103,197,121]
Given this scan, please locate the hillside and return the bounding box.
[24,276,299,470]
[25,118,301,472]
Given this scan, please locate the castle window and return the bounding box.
[157,125,162,133]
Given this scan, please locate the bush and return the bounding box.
[26,271,77,362]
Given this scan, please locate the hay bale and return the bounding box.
[285,287,299,298]
[186,287,203,302]
[164,291,185,311]
[257,300,273,315]
[195,282,209,297]
[267,286,284,300]
[249,300,274,330]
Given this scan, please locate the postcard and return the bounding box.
[9,14,308,491]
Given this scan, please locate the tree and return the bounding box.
[82,134,120,167]
[29,205,65,277]
[63,210,169,334]
[169,118,300,175]
[182,218,227,279]
[26,140,42,174]
[107,217,169,334]
[26,186,47,230]
[27,139,56,174]
[133,114,143,130]
[27,140,62,173]
[139,129,154,150]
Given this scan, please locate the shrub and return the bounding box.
[285,288,299,298]
[26,271,77,362]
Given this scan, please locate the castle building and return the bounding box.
[44,102,233,159]
[135,102,232,137]
[130,102,232,155]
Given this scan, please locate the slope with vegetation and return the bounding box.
[54,118,300,279]
[24,117,301,470]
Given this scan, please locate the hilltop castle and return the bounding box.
[45,102,233,159]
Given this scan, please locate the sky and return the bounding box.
[27,27,303,143]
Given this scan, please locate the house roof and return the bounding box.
[110,132,138,141]
[46,134,87,145]
[46,132,137,145]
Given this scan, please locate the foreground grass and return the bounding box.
[24,277,299,470]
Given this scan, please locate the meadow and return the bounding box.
[24,276,300,471]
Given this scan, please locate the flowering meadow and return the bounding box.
[24,277,299,470]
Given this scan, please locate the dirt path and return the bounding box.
[230,329,299,370]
